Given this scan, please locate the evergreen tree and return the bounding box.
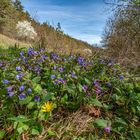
[14,0,23,12]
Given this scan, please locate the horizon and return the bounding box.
[21,0,112,45]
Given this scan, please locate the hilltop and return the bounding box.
[0,0,95,55]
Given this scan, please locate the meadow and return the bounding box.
[0,46,139,140]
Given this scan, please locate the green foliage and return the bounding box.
[0,46,140,139]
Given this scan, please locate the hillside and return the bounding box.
[0,33,29,48]
[0,0,94,55]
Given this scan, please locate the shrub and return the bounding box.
[16,21,37,40]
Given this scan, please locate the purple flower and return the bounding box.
[33,51,38,55]
[28,48,34,56]
[82,63,87,67]
[41,55,46,59]
[16,73,23,79]
[7,92,14,97]
[54,80,59,85]
[104,126,111,133]
[87,93,91,96]
[19,85,25,92]
[20,51,24,56]
[40,48,45,51]
[106,82,111,88]
[16,66,21,71]
[0,63,3,67]
[34,96,40,102]
[7,86,13,92]
[38,58,43,63]
[51,75,56,80]
[95,88,101,94]
[27,65,32,70]
[53,66,57,70]
[58,78,64,83]
[120,75,124,80]
[27,88,32,93]
[3,79,9,84]
[58,67,63,73]
[77,57,84,65]
[19,93,26,100]
[93,81,99,87]
[51,53,58,60]
[71,73,76,78]
[82,85,88,92]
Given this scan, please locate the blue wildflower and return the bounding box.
[54,80,59,85]
[19,85,25,92]
[27,66,32,70]
[53,66,57,70]
[51,53,58,59]
[33,51,38,55]
[34,96,40,102]
[28,48,33,56]
[0,63,3,67]
[7,92,14,97]
[3,79,9,84]
[95,88,101,94]
[93,81,98,86]
[82,85,88,92]
[120,75,124,80]
[51,75,56,80]
[82,63,87,67]
[19,93,26,100]
[71,73,76,78]
[38,58,43,63]
[106,82,112,88]
[16,66,21,71]
[58,78,64,83]
[7,86,13,92]
[20,51,24,56]
[16,73,23,79]
[58,67,63,72]
[77,57,84,65]
[41,55,46,59]
[104,126,111,133]
[27,88,32,93]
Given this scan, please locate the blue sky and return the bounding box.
[21,0,111,44]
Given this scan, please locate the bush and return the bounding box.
[16,21,37,40]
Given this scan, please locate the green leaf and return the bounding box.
[60,94,68,104]
[0,130,6,139]
[94,119,108,128]
[31,129,40,135]
[17,124,29,134]
[112,94,120,101]
[32,76,41,83]
[8,115,29,123]
[42,92,54,102]
[34,84,42,93]
[84,78,91,84]
[19,96,32,105]
[47,130,56,136]
[77,83,83,92]
[27,102,35,109]
[90,99,102,107]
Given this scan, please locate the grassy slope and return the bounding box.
[0,34,29,48]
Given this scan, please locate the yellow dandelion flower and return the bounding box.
[41,101,54,112]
